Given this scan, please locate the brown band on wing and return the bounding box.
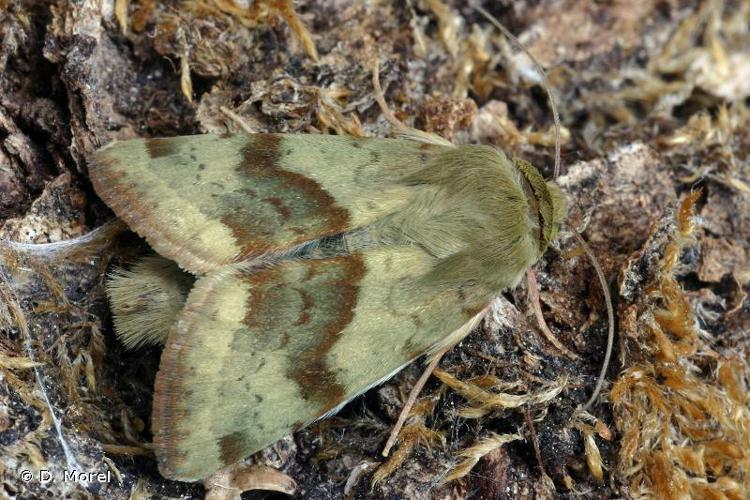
[292,288,314,326]
[238,255,366,413]
[286,256,365,413]
[262,196,293,220]
[221,134,351,257]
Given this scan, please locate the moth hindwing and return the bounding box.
[90,133,566,480]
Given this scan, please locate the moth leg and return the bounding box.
[381,346,448,457]
[203,462,296,497]
[107,255,195,349]
[527,269,579,360]
[381,303,489,456]
[219,105,258,134]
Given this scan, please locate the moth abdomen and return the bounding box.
[107,255,194,349]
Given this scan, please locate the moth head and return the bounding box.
[513,158,568,252]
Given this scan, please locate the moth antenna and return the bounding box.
[381,346,448,457]
[220,106,256,134]
[473,4,562,178]
[371,57,454,146]
[572,232,614,412]
[371,57,411,134]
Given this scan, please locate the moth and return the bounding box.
[90,132,566,481]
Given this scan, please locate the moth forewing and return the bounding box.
[91,134,566,481]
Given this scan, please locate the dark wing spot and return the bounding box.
[218,431,250,465]
[145,138,178,159]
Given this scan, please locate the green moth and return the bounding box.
[90,132,566,481]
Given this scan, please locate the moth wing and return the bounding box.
[153,247,494,481]
[90,134,438,274]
